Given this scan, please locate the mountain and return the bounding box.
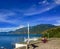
[10,24,56,34]
[43,27,60,38]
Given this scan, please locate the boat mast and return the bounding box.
[27,23,30,44]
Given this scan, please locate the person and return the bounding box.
[41,37,47,43]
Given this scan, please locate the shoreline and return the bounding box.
[15,38,60,49]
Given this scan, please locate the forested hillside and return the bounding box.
[10,24,56,34]
[43,27,60,38]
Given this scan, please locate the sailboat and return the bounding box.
[15,24,30,49]
[24,24,38,42]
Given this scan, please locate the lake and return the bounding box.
[0,34,42,49]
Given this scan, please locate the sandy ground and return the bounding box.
[29,38,60,49]
[15,38,60,49]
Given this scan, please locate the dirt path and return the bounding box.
[29,38,60,49]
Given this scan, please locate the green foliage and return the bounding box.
[43,27,60,38]
[10,24,55,34]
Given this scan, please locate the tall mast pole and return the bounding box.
[27,23,29,44]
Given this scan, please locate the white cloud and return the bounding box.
[56,20,60,23]
[54,24,60,26]
[54,20,60,26]
[54,0,60,5]
[45,17,60,21]
[0,25,24,32]
[0,9,20,24]
[16,25,24,29]
[34,16,60,22]
[24,3,57,16]
[24,7,56,16]
[38,0,48,4]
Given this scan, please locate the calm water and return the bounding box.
[0,34,42,49]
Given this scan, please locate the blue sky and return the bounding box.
[0,0,60,32]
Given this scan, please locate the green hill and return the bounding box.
[10,24,56,34]
[43,27,60,38]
